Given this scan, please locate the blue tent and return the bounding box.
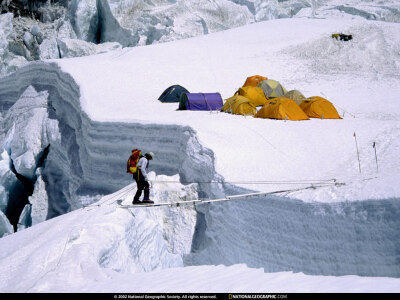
[179,93,223,111]
[158,85,189,103]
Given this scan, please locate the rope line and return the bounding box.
[151,178,337,185]
[118,182,345,208]
[88,175,382,209]
[90,178,343,208]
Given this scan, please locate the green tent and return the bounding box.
[283,90,306,105]
[257,79,288,99]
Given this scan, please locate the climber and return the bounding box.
[133,152,154,204]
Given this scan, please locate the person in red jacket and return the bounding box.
[133,152,154,204]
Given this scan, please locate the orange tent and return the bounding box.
[243,75,267,87]
[255,97,309,121]
[300,96,342,119]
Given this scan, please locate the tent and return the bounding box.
[254,97,309,121]
[236,86,267,107]
[243,75,267,87]
[283,90,306,105]
[221,95,237,112]
[158,85,189,103]
[179,93,223,111]
[300,96,342,119]
[257,79,288,98]
[222,95,257,116]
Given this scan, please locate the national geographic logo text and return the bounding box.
[229,295,288,299]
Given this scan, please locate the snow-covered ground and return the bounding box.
[0,3,400,293]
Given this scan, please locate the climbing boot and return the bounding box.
[142,199,154,204]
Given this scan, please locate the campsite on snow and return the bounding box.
[0,0,400,293]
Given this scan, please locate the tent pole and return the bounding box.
[373,142,379,173]
[354,132,361,174]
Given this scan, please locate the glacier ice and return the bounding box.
[0,85,60,231]
[0,150,18,213]
[2,1,400,76]
[68,0,139,46]
[2,86,60,179]
[68,0,98,42]
[57,38,122,58]
[38,37,60,60]
[29,168,49,225]
[0,13,29,76]
[0,13,13,56]
[56,19,78,40]
[0,209,13,237]
[17,203,31,231]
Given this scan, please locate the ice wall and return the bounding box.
[187,191,400,277]
[0,85,60,231]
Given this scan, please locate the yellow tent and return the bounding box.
[223,95,256,115]
[257,79,288,98]
[222,95,236,112]
[243,75,267,87]
[300,96,342,119]
[222,95,257,116]
[236,86,267,107]
[283,90,306,105]
[255,97,309,121]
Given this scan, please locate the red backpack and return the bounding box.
[127,149,142,174]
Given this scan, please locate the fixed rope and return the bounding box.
[152,178,338,185]
[118,181,345,208]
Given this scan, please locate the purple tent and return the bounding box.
[179,93,223,111]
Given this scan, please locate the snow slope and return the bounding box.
[0,176,199,292]
[0,13,400,292]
